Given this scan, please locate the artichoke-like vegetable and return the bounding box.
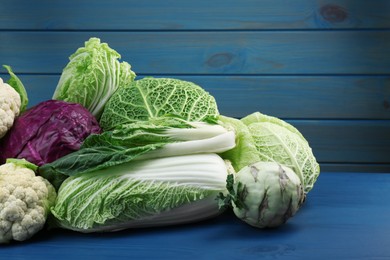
[221,162,305,228]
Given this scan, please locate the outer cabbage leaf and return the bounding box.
[242,112,320,193]
[99,77,219,130]
[3,65,28,112]
[52,37,136,119]
[218,115,260,172]
[241,112,305,139]
[50,154,228,232]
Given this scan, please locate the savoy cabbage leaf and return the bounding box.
[242,112,320,193]
[99,77,219,130]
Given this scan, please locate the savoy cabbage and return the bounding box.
[219,112,320,194]
[99,77,220,130]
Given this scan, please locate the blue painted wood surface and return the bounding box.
[1,0,390,30]
[1,172,389,259]
[1,31,389,74]
[0,1,389,172]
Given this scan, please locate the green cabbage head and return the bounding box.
[241,112,320,193]
[219,112,320,194]
[99,77,219,130]
[52,37,136,119]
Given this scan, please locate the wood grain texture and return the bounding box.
[1,0,389,30]
[0,31,389,75]
[290,119,390,164]
[1,172,389,259]
[3,74,389,120]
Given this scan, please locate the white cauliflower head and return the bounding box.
[0,77,21,138]
[0,159,56,243]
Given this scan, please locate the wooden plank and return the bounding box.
[289,119,390,164]
[3,74,389,120]
[1,0,389,30]
[320,163,390,172]
[1,31,389,75]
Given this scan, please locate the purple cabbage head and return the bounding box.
[0,100,101,166]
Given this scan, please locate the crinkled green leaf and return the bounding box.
[218,115,260,172]
[50,154,228,232]
[99,77,219,130]
[242,112,320,193]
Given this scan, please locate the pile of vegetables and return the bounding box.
[0,37,320,244]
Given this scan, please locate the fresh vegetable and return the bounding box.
[241,112,320,193]
[218,115,261,172]
[0,34,322,239]
[99,77,220,130]
[52,37,136,119]
[220,162,304,228]
[0,159,56,243]
[0,100,101,166]
[51,153,229,232]
[39,116,236,189]
[0,65,28,139]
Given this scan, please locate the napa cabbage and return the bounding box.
[39,116,235,189]
[50,154,229,232]
[99,77,219,130]
[52,37,136,119]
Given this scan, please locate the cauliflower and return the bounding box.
[0,159,56,243]
[0,77,21,138]
[0,65,28,139]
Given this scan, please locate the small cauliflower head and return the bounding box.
[0,77,21,138]
[227,162,305,228]
[0,159,56,243]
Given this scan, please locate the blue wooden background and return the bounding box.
[0,0,389,172]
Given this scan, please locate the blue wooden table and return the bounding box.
[2,172,389,259]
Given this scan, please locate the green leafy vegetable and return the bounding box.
[218,115,261,172]
[241,112,320,193]
[99,77,219,130]
[52,37,136,119]
[39,116,235,189]
[50,154,229,232]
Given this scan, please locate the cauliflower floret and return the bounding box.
[0,159,56,243]
[0,77,21,138]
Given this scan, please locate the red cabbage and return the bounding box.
[0,100,101,166]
